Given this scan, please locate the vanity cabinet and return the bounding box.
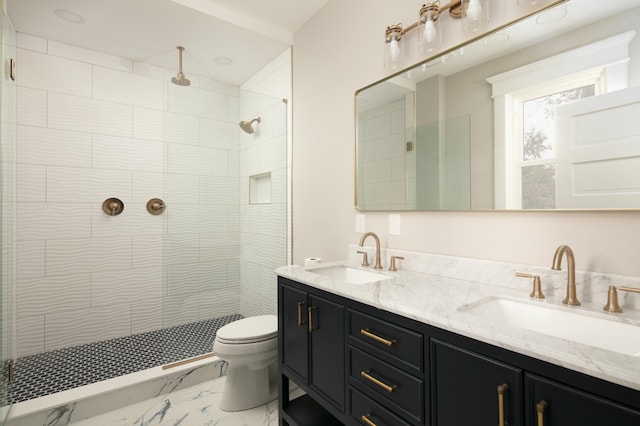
[277,276,640,426]
[431,339,523,426]
[279,278,345,425]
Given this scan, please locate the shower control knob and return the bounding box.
[102,198,124,216]
[146,198,166,215]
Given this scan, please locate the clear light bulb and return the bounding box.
[423,18,436,43]
[466,0,482,21]
[389,38,400,61]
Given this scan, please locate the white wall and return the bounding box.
[292,0,640,277]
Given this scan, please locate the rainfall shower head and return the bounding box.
[171,46,191,86]
[239,117,261,134]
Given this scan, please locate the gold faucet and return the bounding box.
[359,232,383,269]
[551,244,581,306]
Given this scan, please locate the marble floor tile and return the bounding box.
[70,376,294,426]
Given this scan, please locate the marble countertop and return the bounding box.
[276,259,640,392]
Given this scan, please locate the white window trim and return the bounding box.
[488,31,636,209]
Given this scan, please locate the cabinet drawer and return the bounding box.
[349,309,422,370]
[349,347,423,423]
[350,387,413,426]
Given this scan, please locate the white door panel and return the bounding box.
[556,86,640,208]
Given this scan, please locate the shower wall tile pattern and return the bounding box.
[357,93,414,210]
[14,33,273,357]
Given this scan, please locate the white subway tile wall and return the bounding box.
[15,33,290,356]
[357,97,409,210]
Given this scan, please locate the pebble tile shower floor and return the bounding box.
[10,314,242,403]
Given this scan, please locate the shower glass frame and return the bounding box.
[161,82,289,365]
[0,2,16,423]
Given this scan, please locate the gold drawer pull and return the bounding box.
[361,413,377,426]
[361,370,397,393]
[537,400,548,426]
[497,383,508,426]
[308,306,315,332]
[360,329,396,347]
[297,301,305,326]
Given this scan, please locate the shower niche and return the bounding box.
[249,172,272,205]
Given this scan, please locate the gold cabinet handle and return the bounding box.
[360,329,396,347]
[308,306,315,332]
[497,383,508,426]
[361,370,397,393]
[297,302,305,326]
[361,414,377,426]
[536,400,548,426]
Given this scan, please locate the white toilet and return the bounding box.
[213,314,278,411]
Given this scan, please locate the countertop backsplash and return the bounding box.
[346,244,640,310]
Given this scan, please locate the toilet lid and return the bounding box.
[216,315,278,343]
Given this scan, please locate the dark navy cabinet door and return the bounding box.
[431,339,523,426]
[281,284,308,381]
[309,294,345,411]
[525,374,640,426]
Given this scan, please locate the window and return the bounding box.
[512,75,601,209]
[488,31,634,209]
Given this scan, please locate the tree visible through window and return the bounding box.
[520,84,596,209]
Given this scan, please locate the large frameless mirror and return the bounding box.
[355,0,640,211]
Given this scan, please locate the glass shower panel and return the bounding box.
[238,92,288,318]
[0,5,16,423]
[161,79,288,364]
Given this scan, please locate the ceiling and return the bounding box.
[7,0,330,86]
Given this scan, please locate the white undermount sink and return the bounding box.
[458,297,640,356]
[306,265,391,285]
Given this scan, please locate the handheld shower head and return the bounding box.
[171,46,191,86]
[239,117,261,134]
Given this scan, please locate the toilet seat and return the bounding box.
[215,315,277,344]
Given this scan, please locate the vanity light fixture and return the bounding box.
[384,24,405,70]
[418,2,441,54]
[384,0,488,69]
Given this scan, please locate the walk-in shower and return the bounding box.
[3,29,290,422]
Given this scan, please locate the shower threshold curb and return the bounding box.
[7,355,226,425]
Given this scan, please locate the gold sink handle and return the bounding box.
[603,285,640,313]
[515,272,545,299]
[357,250,370,267]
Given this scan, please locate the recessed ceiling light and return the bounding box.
[54,9,85,24]
[214,56,233,66]
[536,7,567,25]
